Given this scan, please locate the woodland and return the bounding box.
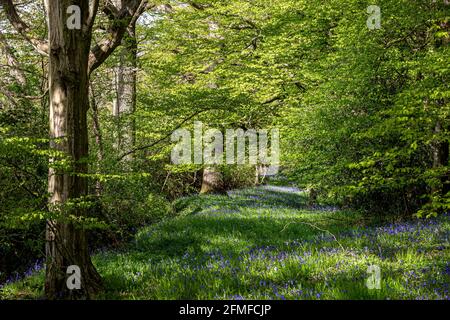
[0,0,448,300]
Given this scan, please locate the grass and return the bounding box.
[1,186,449,300]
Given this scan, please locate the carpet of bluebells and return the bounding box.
[1,186,449,300]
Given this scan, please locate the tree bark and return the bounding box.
[90,85,105,196]
[112,1,137,162]
[45,0,102,300]
[200,166,224,194]
[255,165,260,186]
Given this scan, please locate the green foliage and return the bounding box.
[86,176,174,249]
[281,0,450,216]
[222,165,256,190]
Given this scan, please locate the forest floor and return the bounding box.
[1,186,449,300]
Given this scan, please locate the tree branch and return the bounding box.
[88,0,153,74]
[117,108,213,161]
[187,1,212,11]
[87,0,100,29]
[0,0,49,56]
[0,29,27,85]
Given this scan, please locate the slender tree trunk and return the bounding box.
[45,0,102,299]
[255,165,269,186]
[200,166,223,194]
[308,188,318,206]
[112,4,137,162]
[90,86,105,196]
[432,121,450,195]
[255,165,260,186]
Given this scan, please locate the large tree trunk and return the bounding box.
[200,166,223,194]
[1,0,146,301]
[45,0,102,299]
